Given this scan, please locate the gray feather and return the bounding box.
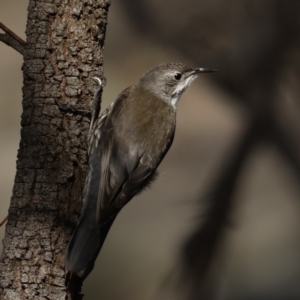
[65,155,118,279]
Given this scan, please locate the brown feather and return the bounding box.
[93,85,176,225]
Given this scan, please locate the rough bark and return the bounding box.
[0,0,110,299]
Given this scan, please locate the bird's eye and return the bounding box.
[174,73,182,80]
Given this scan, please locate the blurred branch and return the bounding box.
[0,22,26,54]
[180,104,300,299]
[273,117,300,179]
[182,119,260,299]
[120,1,300,298]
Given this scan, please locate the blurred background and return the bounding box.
[1,1,300,299]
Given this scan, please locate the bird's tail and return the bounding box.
[65,154,117,279]
[65,213,116,279]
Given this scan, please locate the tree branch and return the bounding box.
[0,22,26,54]
[0,216,8,227]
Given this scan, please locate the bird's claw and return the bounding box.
[93,76,106,88]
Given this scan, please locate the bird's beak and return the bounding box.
[193,67,218,74]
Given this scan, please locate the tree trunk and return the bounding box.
[0,0,110,299]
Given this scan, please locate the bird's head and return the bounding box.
[138,62,217,107]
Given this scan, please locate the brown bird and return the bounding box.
[65,62,217,280]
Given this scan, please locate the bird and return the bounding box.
[65,62,217,280]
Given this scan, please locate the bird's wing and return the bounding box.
[91,88,174,225]
[97,151,159,225]
[87,86,137,224]
[65,90,126,278]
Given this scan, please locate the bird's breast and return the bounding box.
[114,88,176,163]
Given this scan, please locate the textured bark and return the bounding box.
[0,0,110,299]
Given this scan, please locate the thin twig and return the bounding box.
[0,23,26,54]
[0,215,8,227]
[0,22,26,45]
